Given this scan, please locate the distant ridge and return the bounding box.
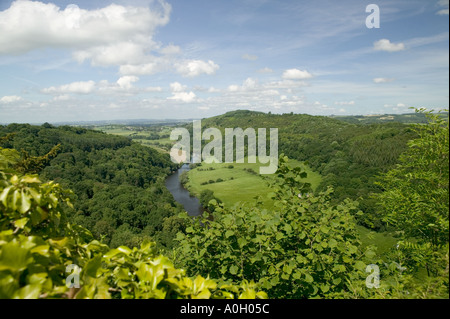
[2,109,447,126]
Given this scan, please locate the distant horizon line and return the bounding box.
[1,109,448,126]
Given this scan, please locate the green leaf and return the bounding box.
[304,273,314,283]
[30,245,50,257]
[320,284,330,293]
[84,255,102,278]
[14,217,29,229]
[21,176,41,184]
[328,238,338,248]
[14,284,41,299]
[332,277,342,285]
[20,190,31,214]
[225,230,234,238]
[229,265,239,275]
[0,243,31,272]
[237,237,247,248]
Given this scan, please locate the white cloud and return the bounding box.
[242,54,258,61]
[170,82,187,92]
[373,77,395,83]
[175,60,219,77]
[117,76,139,89]
[208,87,221,93]
[41,77,161,96]
[0,1,171,58]
[73,41,150,67]
[334,101,355,105]
[167,82,196,102]
[227,78,259,92]
[257,67,273,74]
[282,69,313,80]
[437,0,449,15]
[0,95,23,103]
[168,91,196,103]
[243,77,257,89]
[373,39,406,52]
[0,1,223,82]
[53,94,72,101]
[42,80,96,94]
[228,84,240,92]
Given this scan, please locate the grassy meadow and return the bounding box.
[185,157,322,209]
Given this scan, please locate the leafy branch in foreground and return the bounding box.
[374,109,449,279]
[175,155,377,298]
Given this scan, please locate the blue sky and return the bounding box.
[0,0,448,123]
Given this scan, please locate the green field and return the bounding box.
[96,125,175,153]
[185,157,322,209]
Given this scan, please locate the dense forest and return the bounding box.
[178,110,419,229]
[0,124,183,248]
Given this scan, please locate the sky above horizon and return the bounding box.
[0,0,449,123]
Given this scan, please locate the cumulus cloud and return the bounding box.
[227,78,258,92]
[0,1,171,56]
[175,60,219,77]
[168,91,196,103]
[373,39,405,52]
[170,82,187,92]
[243,77,257,89]
[0,1,218,78]
[53,94,72,101]
[437,0,449,15]
[373,77,395,83]
[0,95,23,103]
[42,80,96,94]
[167,82,196,102]
[116,76,139,89]
[282,69,313,80]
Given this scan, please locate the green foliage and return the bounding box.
[375,109,449,247]
[374,109,449,283]
[199,189,222,212]
[175,156,375,298]
[196,110,418,230]
[0,124,182,248]
[0,150,266,299]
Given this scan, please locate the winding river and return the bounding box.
[165,163,203,216]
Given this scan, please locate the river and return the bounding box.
[165,163,203,216]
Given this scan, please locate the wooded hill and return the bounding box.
[184,110,418,229]
[0,123,183,248]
